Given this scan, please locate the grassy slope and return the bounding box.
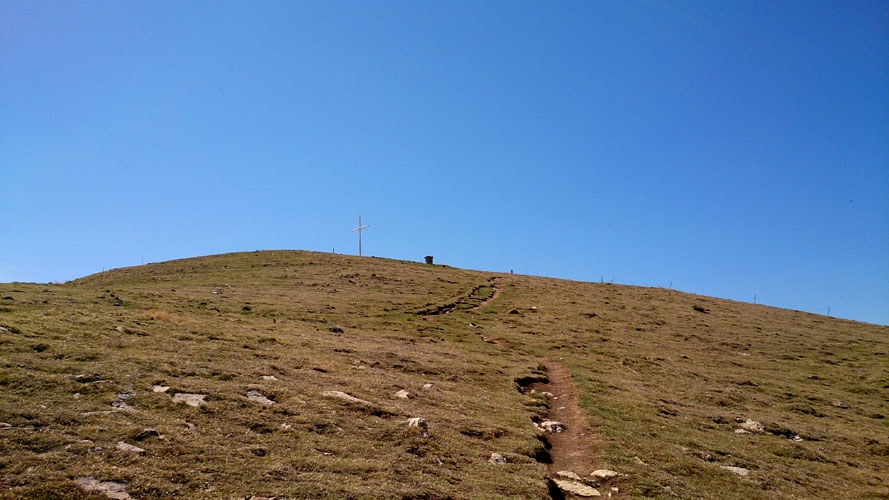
[0,250,886,499]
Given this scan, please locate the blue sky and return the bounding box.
[2,1,887,325]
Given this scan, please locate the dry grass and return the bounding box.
[0,250,886,499]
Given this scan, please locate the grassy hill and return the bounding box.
[0,250,886,499]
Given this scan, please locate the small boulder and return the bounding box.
[245,389,275,406]
[75,477,132,500]
[321,391,372,405]
[394,389,410,399]
[739,419,764,432]
[407,417,433,439]
[489,452,508,465]
[720,465,750,476]
[151,385,170,393]
[172,393,207,407]
[590,469,619,480]
[407,417,428,430]
[116,442,145,455]
[537,420,566,433]
[552,479,601,497]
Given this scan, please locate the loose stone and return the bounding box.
[407,417,428,430]
[172,393,207,407]
[321,391,372,405]
[75,477,132,500]
[739,419,764,432]
[116,442,145,454]
[552,479,601,497]
[720,465,750,476]
[245,389,275,405]
[591,469,619,480]
[537,420,566,433]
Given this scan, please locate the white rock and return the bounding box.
[552,479,601,497]
[321,391,372,405]
[172,393,207,407]
[734,428,750,434]
[116,442,145,454]
[245,389,275,406]
[489,452,508,465]
[739,419,763,432]
[557,471,583,481]
[407,417,428,430]
[422,383,434,389]
[407,417,433,439]
[720,465,750,476]
[591,469,619,480]
[394,389,410,399]
[261,375,279,381]
[151,385,170,393]
[75,477,132,500]
[537,420,566,433]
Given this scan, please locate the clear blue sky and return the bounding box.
[2,1,887,325]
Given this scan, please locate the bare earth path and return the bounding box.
[426,277,604,496]
[477,277,503,308]
[530,360,597,477]
[475,282,602,494]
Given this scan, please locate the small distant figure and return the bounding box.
[424,256,434,265]
[510,270,513,274]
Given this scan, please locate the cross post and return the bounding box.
[351,215,370,257]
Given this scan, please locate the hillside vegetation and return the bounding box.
[0,250,886,499]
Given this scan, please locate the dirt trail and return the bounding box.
[530,360,597,476]
[418,278,501,318]
[473,279,597,477]
[477,277,502,308]
[423,276,601,492]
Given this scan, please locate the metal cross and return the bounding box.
[351,215,370,257]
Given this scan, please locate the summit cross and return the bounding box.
[351,215,370,257]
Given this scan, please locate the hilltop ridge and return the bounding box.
[1,250,886,499]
